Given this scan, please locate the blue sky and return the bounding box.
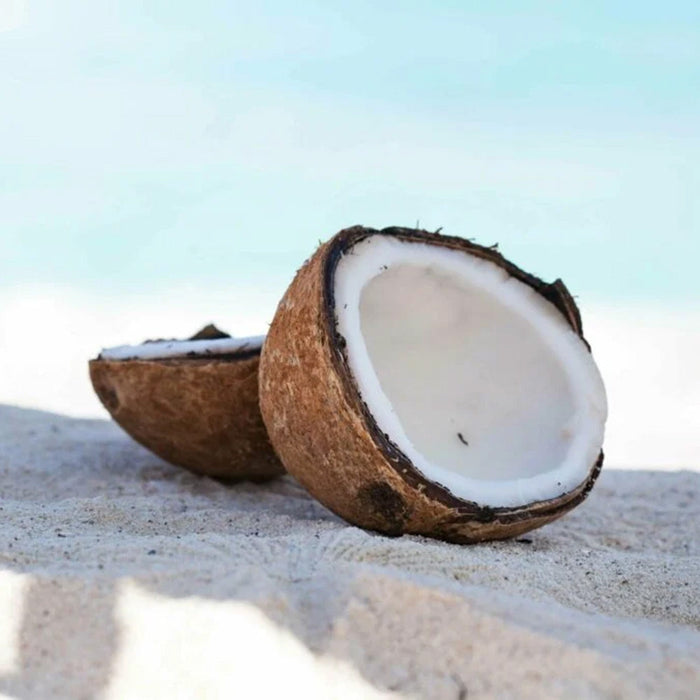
[1,0,699,304]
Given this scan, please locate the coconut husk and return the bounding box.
[259,226,603,543]
[90,351,283,482]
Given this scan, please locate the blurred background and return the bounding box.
[1,0,698,468]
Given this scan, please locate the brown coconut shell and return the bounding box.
[90,340,283,482]
[259,226,604,543]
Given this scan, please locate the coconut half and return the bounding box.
[259,227,607,542]
[89,325,284,481]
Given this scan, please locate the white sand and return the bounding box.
[0,404,699,699]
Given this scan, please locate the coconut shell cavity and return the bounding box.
[90,325,283,481]
[259,227,607,543]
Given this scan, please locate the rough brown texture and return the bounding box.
[259,225,604,543]
[89,354,283,481]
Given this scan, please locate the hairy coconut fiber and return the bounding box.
[259,226,603,543]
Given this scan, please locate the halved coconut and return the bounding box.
[89,325,284,481]
[259,227,607,542]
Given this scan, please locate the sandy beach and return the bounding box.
[1,403,698,699]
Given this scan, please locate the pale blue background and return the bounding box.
[1,1,699,468]
[1,0,699,302]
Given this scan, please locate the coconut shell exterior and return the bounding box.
[90,353,284,481]
[259,226,604,543]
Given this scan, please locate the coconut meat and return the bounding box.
[99,335,265,362]
[334,236,607,508]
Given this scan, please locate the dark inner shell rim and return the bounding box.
[93,348,261,363]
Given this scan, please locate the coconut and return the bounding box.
[259,226,607,543]
[89,325,284,481]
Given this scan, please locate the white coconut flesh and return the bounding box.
[99,336,265,362]
[334,236,607,508]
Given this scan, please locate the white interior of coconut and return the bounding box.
[334,236,607,508]
[99,336,265,361]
